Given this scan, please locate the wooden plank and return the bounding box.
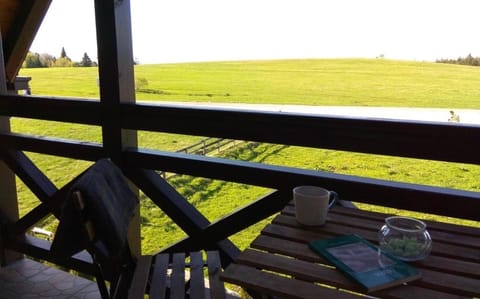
[206,251,226,299]
[236,249,361,291]
[160,237,240,269]
[252,234,335,262]
[235,249,470,299]
[149,253,170,299]
[253,234,480,280]
[161,190,289,257]
[0,150,57,203]
[374,286,471,299]
[122,102,480,165]
[317,212,480,259]
[222,263,363,299]
[0,1,19,39]
[198,190,290,243]
[275,211,480,250]
[255,211,480,296]
[0,133,104,160]
[11,202,51,234]
[418,255,480,279]
[0,27,19,245]
[189,251,206,299]
[262,222,341,243]
[0,95,102,125]
[124,168,211,237]
[250,227,480,296]
[94,0,136,165]
[416,268,480,297]
[265,220,480,262]
[93,0,140,256]
[330,206,480,238]
[124,148,480,221]
[123,167,241,265]
[170,252,186,299]
[3,0,52,82]
[127,255,152,299]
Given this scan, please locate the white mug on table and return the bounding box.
[293,185,338,226]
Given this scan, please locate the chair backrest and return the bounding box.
[73,190,136,299]
[52,159,139,299]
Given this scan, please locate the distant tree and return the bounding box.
[39,53,56,67]
[465,53,474,65]
[54,47,72,67]
[437,54,480,67]
[60,47,68,59]
[22,52,42,68]
[54,57,73,67]
[80,52,93,67]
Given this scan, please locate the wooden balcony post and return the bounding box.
[0,28,21,265]
[94,0,140,256]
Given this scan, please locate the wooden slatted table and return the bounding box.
[221,203,480,299]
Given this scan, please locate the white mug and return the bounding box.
[293,186,338,226]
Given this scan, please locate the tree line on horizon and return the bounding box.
[23,47,96,68]
[23,50,480,68]
[436,53,480,67]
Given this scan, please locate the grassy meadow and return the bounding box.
[20,58,480,108]
[15,59,480,253]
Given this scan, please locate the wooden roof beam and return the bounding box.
[3,0,51,82]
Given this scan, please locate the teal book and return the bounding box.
[309,234,421,293]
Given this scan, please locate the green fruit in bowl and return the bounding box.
[379,216,432,261]
[386,236,422,257]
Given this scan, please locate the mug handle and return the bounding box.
[328,191,338,209]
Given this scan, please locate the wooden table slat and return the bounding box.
[222,264,363,299]
[417,255,480,279]
[331,206,480,238]
[223,205,480,298]
[277,212,480,249]
[374,285,471,299]
[284,205,480,238]
[238,247,479,297]
[266,220,480,262]
[236,249,361,291]
[251,234,480,279]
[251,235,322,262]
[417,268,480,297]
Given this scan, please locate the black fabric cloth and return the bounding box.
[51,159,138,259]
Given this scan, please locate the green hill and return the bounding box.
[20,58,480,108]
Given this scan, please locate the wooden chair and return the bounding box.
[53,159,228,299]
[128,250,226,299]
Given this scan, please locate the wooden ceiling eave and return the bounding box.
[2,0,51,83]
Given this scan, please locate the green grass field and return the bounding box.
[20,58,480,108]
[15,58,480,253]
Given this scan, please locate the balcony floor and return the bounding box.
[0,258,100,299]
[0,257,242,299]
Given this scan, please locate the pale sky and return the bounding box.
[30,0,480,64]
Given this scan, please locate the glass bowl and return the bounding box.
[378,216,432,261]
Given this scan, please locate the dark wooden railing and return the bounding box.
[1,0,480,281]
[1,93,479,276]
